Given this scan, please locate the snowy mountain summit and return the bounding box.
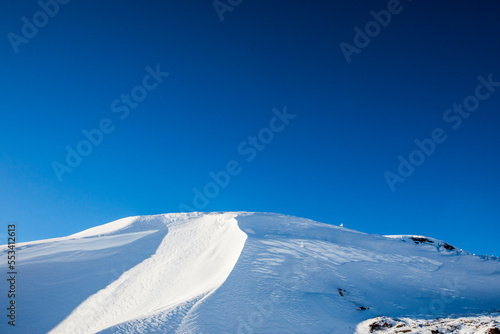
[1,212,499,333]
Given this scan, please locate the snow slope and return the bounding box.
[1,212,499,333]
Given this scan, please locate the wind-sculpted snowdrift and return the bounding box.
[1,212,499,333]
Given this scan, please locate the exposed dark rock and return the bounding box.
[410,236,433,244]
[369,320,392,332]
[442,243,456,251]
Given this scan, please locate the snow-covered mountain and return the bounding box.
[1,212,499,333]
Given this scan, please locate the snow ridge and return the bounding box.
[1,212,499,334]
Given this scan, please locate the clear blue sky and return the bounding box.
[1,0,499,256]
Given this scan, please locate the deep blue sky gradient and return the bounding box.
[1,0,500,256]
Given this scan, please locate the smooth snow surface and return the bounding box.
[1,212,499,333]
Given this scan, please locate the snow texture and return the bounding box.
[1,212,499,333]
[355,313,500,333]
